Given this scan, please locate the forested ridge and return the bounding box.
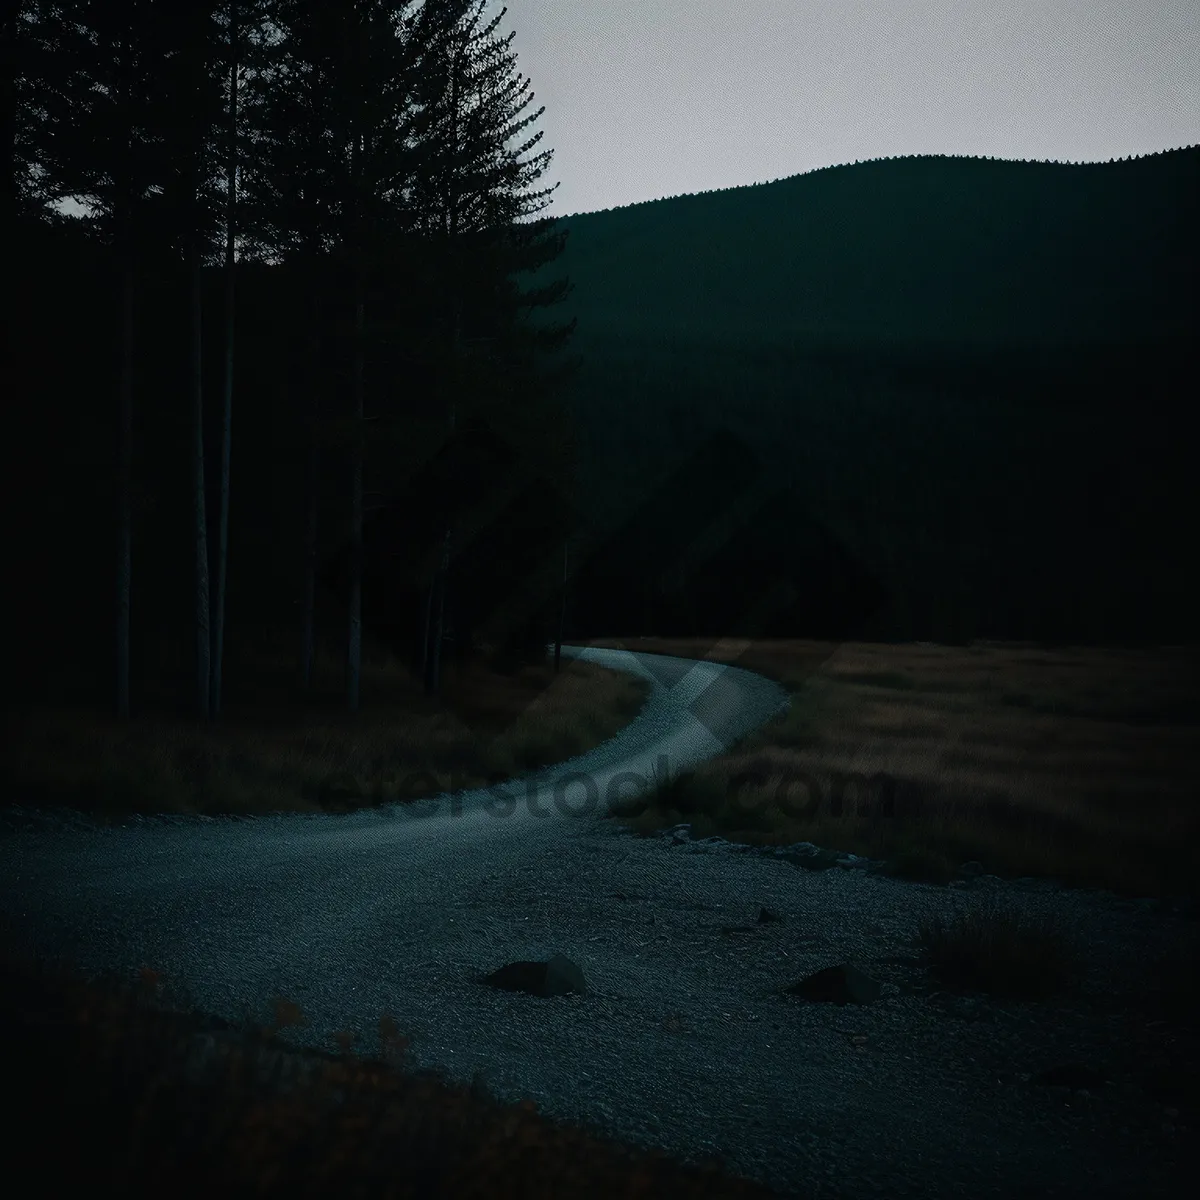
[526,147,1199,647]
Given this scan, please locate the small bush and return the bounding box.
[914,895,1081,1001]
[649,769,726,819]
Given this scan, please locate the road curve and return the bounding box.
[1,649,1189,1199]
[0,643,791,989]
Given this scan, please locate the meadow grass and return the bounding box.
[586,635,1200,1018]
[7,629,651,827]
[589,635,1200,906]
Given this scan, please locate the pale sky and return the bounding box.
[502,0,1200,218]
[44,1,1200,228]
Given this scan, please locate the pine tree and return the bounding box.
[238,1,479,712]
[211,0,242,718]
[232,1,579,704]
[161,1,227,720]
[208,0,279,718]
[19,0,226,718]
[397,0,578,692]
[235,6,341,692]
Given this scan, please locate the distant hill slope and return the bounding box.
[512,151,1197,646]
[528,148,1199,354]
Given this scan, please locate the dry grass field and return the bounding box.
[5,631,651,827]
[585,636,1200,905]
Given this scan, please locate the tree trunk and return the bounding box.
[116,252,134,719]
[420,572,434,690]
[643,526,653,637]
[191,240,212,720]
[300,287,321,691]
[114,18,136,722]
[344,0,368,711]
[425,33,467,700]
[427,298,460,698]
[428,526,450,695]
[211,3,239,719]
[347,255,365,713]
[554,535,567,673]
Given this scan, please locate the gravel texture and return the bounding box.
[1,645,1196,1199]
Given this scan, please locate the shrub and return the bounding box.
[914,895,1081,1001]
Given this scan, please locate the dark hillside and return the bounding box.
[532,148,1197,352]
[523,149,1198,647]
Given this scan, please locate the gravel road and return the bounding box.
[0,645,1194,1199]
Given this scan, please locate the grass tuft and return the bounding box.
[913,895,1082,1001]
